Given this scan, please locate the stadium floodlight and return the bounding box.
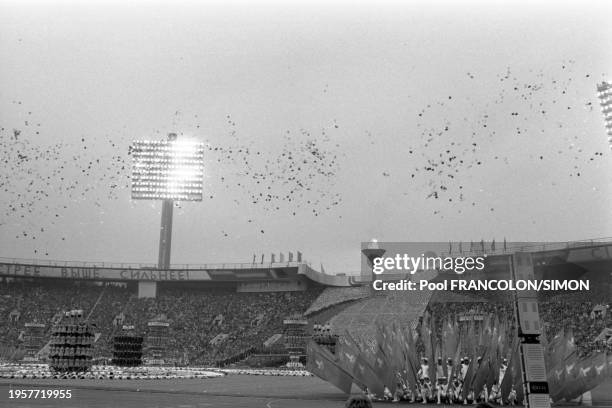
[130,139,205,201]
[130,134,205,271]
[597,81,612,148]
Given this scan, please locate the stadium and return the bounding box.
[0,238,611,407]
[3,1,612,408]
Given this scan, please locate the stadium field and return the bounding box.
[2,376,612,408]
[1,375,347,408]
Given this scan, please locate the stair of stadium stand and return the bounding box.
[304,286,370,317]
[214,346,256,367]
[328,288,433,347]
[305,299,365,331]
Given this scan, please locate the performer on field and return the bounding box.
[436,358,447,404]
[507,385,517,406]
[498,358,508,386]
[460,356,470,380]
[393,376,404,403]
[363,386,376,402]
[489,383,503,405]
[418,357,430,382]
[418,357,431,404]
[466,388,475,405]
[383,385,393,401]
[478,384,489,403]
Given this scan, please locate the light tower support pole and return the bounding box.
[157,132,178,270]
[158,199,173,269]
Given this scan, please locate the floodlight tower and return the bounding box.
[597,81,612,148]
[130,133,205,271]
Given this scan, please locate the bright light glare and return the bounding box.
[130,139,205,201]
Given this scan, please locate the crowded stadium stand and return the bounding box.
[0,258,357,366]
[0,279,324,365]
[0,240,610,378]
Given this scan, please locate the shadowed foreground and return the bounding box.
[1,375,611,408]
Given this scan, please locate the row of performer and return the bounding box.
[364,357,519,405]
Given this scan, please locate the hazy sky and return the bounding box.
[1,0,612,273]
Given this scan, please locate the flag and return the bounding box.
[321,263,326,274]
[466,317,477,365]
[388,322,410,392]
[261,254,264,264]
[461,356,476,400]
[354,351,386,396]
[549,328,575,371]
[419,311,438,384]
[288,252,294,262]
[336,334,370,388]
[471,339,493,395]
[398,324,421,393]
[552,351,605,402]
[486,322,501,389]
[307,341,353,394]
[496,318,508,361]
[546,329,564,368]
[337,333,360,372]
[500,337,523,403]
[280,253,285,263]
[491,239,496,252]
[297,251,302,262]
[373,320,398,391]
[452,334,463,379]
[442,317,458,361]
[548,351,578,400]
[271,253,276,263]
[462,317,489,399]
[252,254,256,264]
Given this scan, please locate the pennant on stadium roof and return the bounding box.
[271,253,275,263]
[279,253,284,263]
[288,252,293,262]
[297,251,302,262]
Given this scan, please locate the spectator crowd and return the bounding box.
[0,279,321,365]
